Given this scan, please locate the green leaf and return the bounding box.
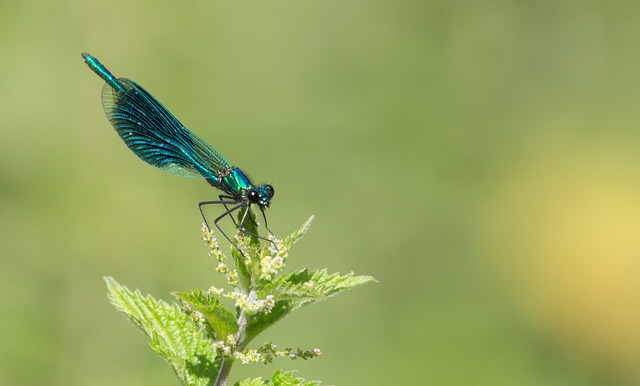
[244,300,294,343]
[282,216,314,250]
[105,277,219,386]
[235,370,321,386]
[268,268,376,310]
[236,378,266,386]
[237,206,261,248]
[229,207,261,290]
[174,289,238,341]
[244,269,375,343]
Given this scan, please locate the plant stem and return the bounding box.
[214,357,234,386]
[214,290,255,386]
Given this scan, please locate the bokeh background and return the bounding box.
[2,1,640,385]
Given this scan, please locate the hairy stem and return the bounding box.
[214,290,255,386]
[214,358,234,386]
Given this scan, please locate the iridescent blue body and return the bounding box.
[82,53,274,243]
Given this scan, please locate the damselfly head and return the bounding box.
[248,185,274,207]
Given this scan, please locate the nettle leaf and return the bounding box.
[230,208,261,290]
[267,268,376,310]
[270,370,321,386]
[105,277,219,386]
[235,370,321,386]
[282,216,314,250]
[174,289,238,340]
[244,300,293,343]
[244,269,375,343]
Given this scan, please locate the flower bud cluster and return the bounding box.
[229,291,275,314]
[211,334,235,357]
[211,339,322,365]
[256,342,322,364]
[259,236,288,280]
[203,224,239,287]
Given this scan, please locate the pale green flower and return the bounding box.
[207,286,224,297]
[234,349,262,364]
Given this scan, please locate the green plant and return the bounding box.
[105,209,375,385]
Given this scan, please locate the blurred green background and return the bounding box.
[2,0,640,385]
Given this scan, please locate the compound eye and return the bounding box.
[266,185,275,198]
[247,189,260,204]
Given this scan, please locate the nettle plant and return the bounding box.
[106,209,374,386]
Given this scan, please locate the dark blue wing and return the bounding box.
[101,78,230,180]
